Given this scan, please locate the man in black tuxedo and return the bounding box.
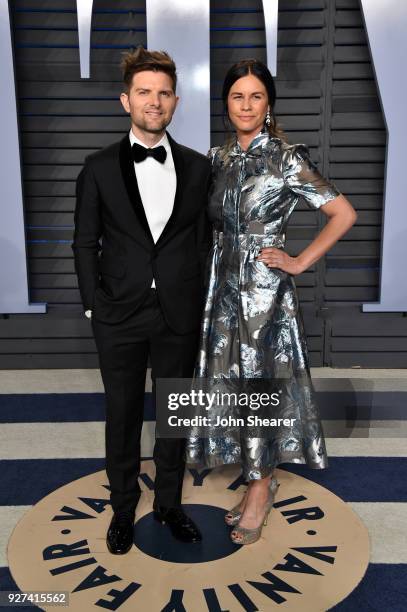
[72,48,211,554]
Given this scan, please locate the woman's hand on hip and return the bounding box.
[256,247,305,275]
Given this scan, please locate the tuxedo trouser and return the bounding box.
[91,288,200,514]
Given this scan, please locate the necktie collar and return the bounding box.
[229,131,271,160]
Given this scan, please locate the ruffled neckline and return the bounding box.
[230,131,279,159]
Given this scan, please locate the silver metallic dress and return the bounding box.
[185,131,340,480]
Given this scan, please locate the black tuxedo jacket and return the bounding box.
[72,132,212,334]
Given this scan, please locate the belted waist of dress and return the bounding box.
[213,229,285,250]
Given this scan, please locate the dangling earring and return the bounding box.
[265,108,271,127]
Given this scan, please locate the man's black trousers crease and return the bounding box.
[92,288,200,515]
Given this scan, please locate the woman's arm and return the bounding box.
[257,194,357,274]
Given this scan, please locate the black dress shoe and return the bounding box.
[106,510,135,555]
[153,506,202,543]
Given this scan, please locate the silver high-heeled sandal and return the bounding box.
[225,488,248,526]
[230,477,280,545]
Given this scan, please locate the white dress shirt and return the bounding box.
[129,129,176,288]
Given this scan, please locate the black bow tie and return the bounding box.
[132,142,167,164]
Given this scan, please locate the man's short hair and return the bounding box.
[120,46,177,93]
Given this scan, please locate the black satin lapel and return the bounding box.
[156,132,185,247]
[118,135,154,244]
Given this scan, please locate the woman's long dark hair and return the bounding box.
[222,59,285,140]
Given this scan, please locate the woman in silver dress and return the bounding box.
[186,59,357,545]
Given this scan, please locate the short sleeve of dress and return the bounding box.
[282,143,341,209]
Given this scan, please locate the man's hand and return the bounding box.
[85,310,92,319]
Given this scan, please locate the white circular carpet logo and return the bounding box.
[8,462,369,611]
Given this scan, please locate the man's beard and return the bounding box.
[137,116,171,134]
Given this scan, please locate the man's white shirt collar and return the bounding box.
[129,129,170,151]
